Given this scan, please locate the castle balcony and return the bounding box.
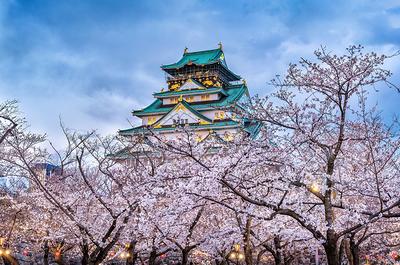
[165,69,220,83]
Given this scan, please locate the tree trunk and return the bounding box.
[344,238,354,265]
[181,250,189,265]
[324,167,339,265]
[244,217,253,265]
[274,254,283,265]
[349,239,360,265]
[273,236,283,265]
[338,238,345,265]
[43,240,49,265]
[81,242,89,265]
[148,249,157,265]
[323,239,339,265]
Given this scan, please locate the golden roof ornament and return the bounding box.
[183,47,188,54]
[242,79,247,86]
[178,95,183,102]
[218,42,223,50]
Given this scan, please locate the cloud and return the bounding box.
[0,0,399,146]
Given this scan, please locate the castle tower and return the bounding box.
[119,45,261,142]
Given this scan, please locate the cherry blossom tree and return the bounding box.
[145,46,400,265]
[1,45,400,265]
[3,127,162,265]
[204,45,400,265]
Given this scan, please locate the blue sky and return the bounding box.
[0,0,399,146]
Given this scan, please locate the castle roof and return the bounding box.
[161,48,226,69]
[119,120,240,135]
[133,84,248,116]
[152,100,212,127]
[161,47,241,80]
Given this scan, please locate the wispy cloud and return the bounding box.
[0,0,399,145]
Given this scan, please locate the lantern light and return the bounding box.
[230,243,245,262]
[310,182,320,193]
[233,244,240,252]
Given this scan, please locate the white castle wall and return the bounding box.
[161,93,221,105]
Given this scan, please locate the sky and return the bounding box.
[0,0,400,147]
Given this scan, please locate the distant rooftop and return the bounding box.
[161,47,227,69]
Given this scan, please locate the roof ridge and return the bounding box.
[180,101,212,122]
[184,48,222,55]
[153,87,225,97]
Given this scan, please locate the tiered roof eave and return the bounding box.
[161,47,241,81]
[132,83,248,117]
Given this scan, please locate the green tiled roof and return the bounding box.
[161,48,241,80]
[243,121,263,139]
[119,120,240,136]
[153,87,227,98]
[180,101,212,123]
[161,48,227,69]
[133,84,248,116]
[119,119,262,138]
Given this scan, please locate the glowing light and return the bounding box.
[5,249,10,255]
[238,253,245,260]
[120,253,126,258]
[229,252,237,259]
[233,244,240,252]
[310,183,320,193]
[0,249,3,255]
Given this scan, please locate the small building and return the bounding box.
[119,44,261,143]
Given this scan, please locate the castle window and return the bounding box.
[201,94,210,101]
[214,111,225,120]
[148,117,157,125]
[185,96,194,102]
[173,118,189,125]
[170,97,178,104]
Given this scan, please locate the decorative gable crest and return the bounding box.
[178,79,205,91]
[153,101,211,127]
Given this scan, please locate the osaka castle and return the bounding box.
[119,44,261,142]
